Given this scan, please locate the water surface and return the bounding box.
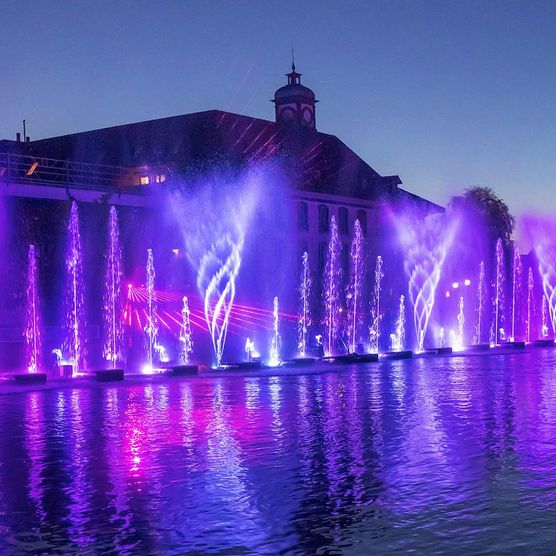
[1,350,556,554]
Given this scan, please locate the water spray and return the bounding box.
[298,251,311,357]
[63,201,86,372]
[178,296,193,365]
[323,216,342,355]
[346,219,364,354]
[369,256,383,353]
[103,206,124,368]
[269,296,281,366]
[24,245,41,372]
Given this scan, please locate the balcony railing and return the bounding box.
[0,151,144,192]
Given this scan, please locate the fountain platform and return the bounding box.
[532,339,555,347]
[425,347,453,355]
[166,365,199,376]
[5,373,47,385]
[324,353,379,364]
[282,357,317,368]
[95,369,125,382]
[467,343,491,352]
[58,364,74,378]
[382,350,413,360]
[220,360,263,371]
[499,341,526,349]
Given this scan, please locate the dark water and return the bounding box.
[2,350,556,555]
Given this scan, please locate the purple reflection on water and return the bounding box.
[2,353,556,553]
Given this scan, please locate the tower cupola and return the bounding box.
[272,58,317,129]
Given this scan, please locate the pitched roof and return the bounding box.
[28,109,440,209]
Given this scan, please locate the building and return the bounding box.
[0,64,442,367]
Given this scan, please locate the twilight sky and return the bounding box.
[1,0,554,214]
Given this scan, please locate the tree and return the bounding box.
[449,186,515,246]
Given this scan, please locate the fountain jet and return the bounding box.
[491,238,505,345]
[178,296,193,365]
[63,201,86,372]
[144,248,158,371]
[510,242,522,341]
[399,214,456,352]
[24,245,41,372]
[475,261,486,344]
[323,216,342,355]
[269,296,281,366]
[456,296,465,350]
[369,256,383,353]
[390,294,406,352]
[297,251,311,357]
[527,267,534,342]
[346,219,364,354]
[103,206,124,368]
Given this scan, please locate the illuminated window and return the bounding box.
[140,176,149,185]
[155,174,166,183]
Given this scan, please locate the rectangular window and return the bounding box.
[357,209,367,237]
[339,207,348,235]
[318,204,329,234]
[297,201,309,231]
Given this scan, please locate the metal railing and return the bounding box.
[0,151,141,191]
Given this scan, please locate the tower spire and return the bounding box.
[291,47,296,72]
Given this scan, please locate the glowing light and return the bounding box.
[26,161,38,176]
[452,282,459,289]
[464,279,471,286]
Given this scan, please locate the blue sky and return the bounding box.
[1,0,554,214]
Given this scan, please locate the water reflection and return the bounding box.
[2,351,556,553]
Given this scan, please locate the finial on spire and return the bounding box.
[291,47,296,72]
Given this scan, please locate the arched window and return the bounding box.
[338,207,348,235]
[318,204,329,234]
[297,201,309,231]
[357,209,367,237]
